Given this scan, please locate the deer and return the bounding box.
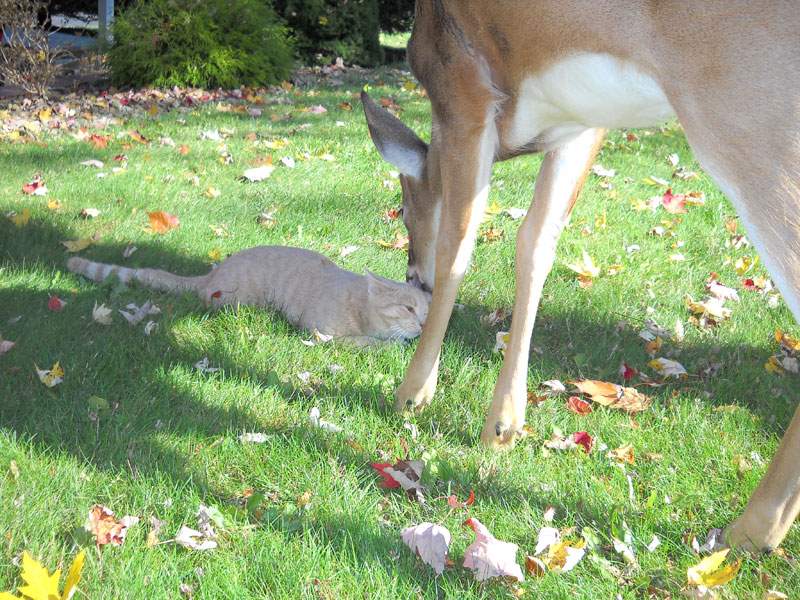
[361,1,800,553]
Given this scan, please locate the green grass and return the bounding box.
[1,68,799,599]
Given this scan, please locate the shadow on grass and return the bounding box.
[1,213,798,588]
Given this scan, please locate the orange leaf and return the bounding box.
[148,211,180,234]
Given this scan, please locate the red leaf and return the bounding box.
[22,179,44,194]
[48,295,65,312]
[572,431,593,453]
[566,396,593,416]
[447,489,475,509]
[371,463,401,489]
[620,362,636,381]
[662,188,687,214]
[742,278,756,291]
[211,290,222,299]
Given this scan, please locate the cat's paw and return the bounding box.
[394,375,437,413]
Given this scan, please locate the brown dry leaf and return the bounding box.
[608,443,635,465]
[572,380,652,413]
[148,211,180,234]
[377,232,409,251]
[85,504,139,548]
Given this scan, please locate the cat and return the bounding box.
[67,246,431,345]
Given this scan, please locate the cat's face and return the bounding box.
[366,272,431,341]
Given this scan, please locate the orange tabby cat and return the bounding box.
[67,246,430,345]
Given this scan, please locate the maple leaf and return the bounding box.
[35,362,64,387]
[607,443,635,465]
[92,302,113,325]
[567,251,601,280]
[147,211,180,234]
[401,523,451,575]
[572,380,652,413]
[447,490,475,510]
[573,431,593,453]
[661,188,687,214]
[85,504,139,548]
[686,297,731,320]
[18,551,61,600]
[371,460,425,501]
[566,396,593,415]
[528,525,586,575]
[687,549,741,588]
[47,296,66,312]
[463,518,524,582]
[22,179,48,196]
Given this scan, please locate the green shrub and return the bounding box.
[108,0,294,89]
[272,0,382,66]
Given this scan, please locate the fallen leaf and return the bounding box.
[686,297,731,320]
[194,357,219,374]
[22,179,48,196]
[566,396,593,415]
[661,188,687,214]
[92,302,113,325]
[79,208,100,219]
[85,504,139,548]
[147,211,180,234]
[463,518,524,582]
[573,431,593,453]
[401,523,451,575]
[503,207,527,220]
[567,251,601,282]
[447,490,475,510]
[707,281,740,302]
[242,165,275,182]
[35,362,64,387]
[591,164,616,178]
[371,460,425,502]
[377,232,409,250]
[0,339,15,355]
[118,301,160,326]
[9,208,31,227]
[174,525,217,551]
[608,443,635,465]
[308,407,343,433]
[572,380,652,413]
[61,238,94,252]
[494,331,510,354]
[88,134,110,149]
[541,380,567,394]
[239,432,269,444]
[80,159,104,168]
[687,549,741,588]
[648,357,688,378]
[339,245,359,258]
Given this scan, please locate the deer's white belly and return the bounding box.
[507,53,675,150]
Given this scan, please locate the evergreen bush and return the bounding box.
[108,0,294,89]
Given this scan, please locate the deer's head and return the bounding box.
[362,92,440,293]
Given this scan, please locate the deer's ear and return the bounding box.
[361,91,428,179]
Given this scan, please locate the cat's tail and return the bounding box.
[67,257,207,293]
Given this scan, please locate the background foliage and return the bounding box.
[108,0,294,89]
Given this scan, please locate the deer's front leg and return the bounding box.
[395,121,496,412]
[481,129,606,447]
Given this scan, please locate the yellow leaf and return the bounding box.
[10,209,31,227]
[765,356,784,375]
[208,248,222,262]
[61,239,93,253]
[35,362,64,387]
[47,200,62,211]
[147,105,158,116]
[60,550,85,600]
[687,549,741,588]
[37,109,52,122]
[567,251,601,279]
[18,551,61,600]
[735,255,757,276]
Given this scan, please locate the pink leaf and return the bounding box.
[447,490,475,509]
[401,523,451,575]
[462,518,524,582]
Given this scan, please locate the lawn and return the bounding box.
[1,64,799,599]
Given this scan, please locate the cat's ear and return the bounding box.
[366,271,400,296]
[361,91,428,180]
